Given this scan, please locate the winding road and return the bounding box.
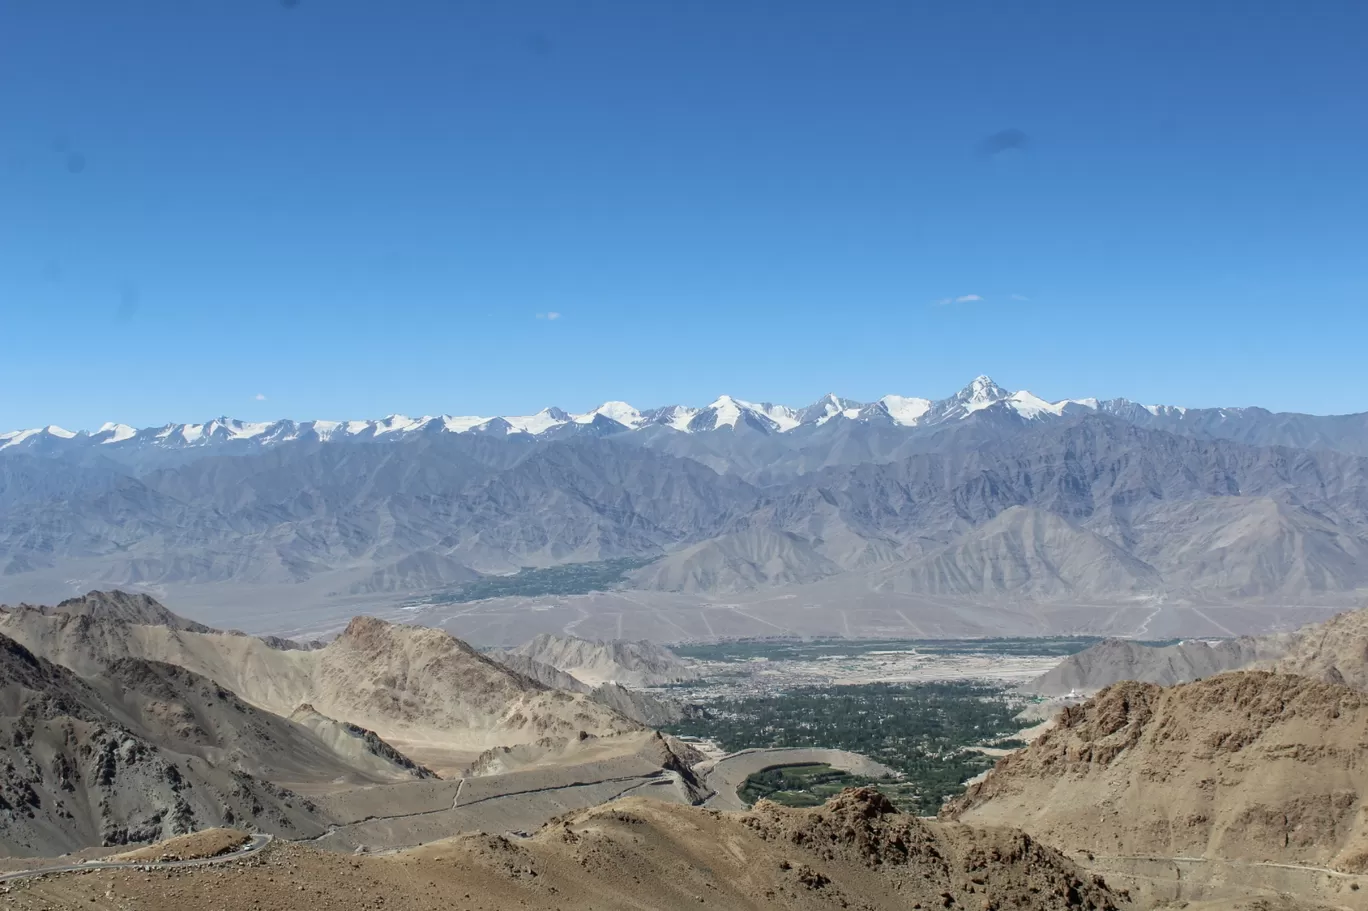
[0,834,273,886]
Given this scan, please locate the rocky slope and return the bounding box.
[4,590,212,632]
[878,506,1163,599]
[0,635,330,856]
[94,657,434,788]
[486,652,591,693]
[586,682,694,726]
[486,651,695,725]
[0,598,640,758]
[630,528,843,593]
[10,789,1123,910]
[1273,608,1368,689]
[502,633,700,687]
[946,671,1368,871]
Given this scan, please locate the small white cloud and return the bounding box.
[255,393,267,401]
[1009,293,1030,301]
[932,294,983,307]
[535,311,562,321]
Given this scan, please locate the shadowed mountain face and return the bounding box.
[0,634,334,856]
[4,402,1368,618]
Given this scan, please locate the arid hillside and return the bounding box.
[0,602,640,766]
[1024,634,1294,696]
[7,789,1122,911]
[0,635,331,856]
[1273,607,1368,690]
[501,632,700,686]
[947,671,1368,871]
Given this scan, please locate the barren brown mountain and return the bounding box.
[0,598,640,770]
[1273,607,1368,690]
[0,635,331,856]
[946,671,1368,871]
[501,632,701,686]
[7,789,1122,911]
[1024,634,1296,696]
[1024,603,1368,696]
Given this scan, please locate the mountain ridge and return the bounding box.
[9,374,1368,455]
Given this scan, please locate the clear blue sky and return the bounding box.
[2,0,1365,431]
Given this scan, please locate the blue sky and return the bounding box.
[2,0,1365,431]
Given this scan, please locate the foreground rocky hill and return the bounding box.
[0,635,331,856]
[947,671,1368,871]
[7,789,1123,910]
[1273,607,1368,689]
[0,600,640,764]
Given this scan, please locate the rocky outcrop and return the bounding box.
[946,671,1368,871]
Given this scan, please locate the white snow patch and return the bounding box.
[1005,391,1066,419]
[503,409,565,435]
[373,414,430,435]
[880,395,932,426]
[665,406,699,432]
[0,428,42,449]
[752,402,800,432]
[211,419,271,440]
[98,423,137,443]
[706,396,743,429]
[439,415,490,433]
[573,401,643,429]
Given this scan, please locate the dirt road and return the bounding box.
[0,834,273,886]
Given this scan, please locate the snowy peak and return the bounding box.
[683,396,796,433]
[917,375,1013,424]
[574,401,643,429]
[956,375,1011,409]
[94,423,137,444]
[0,426,75,450]
[644,404,700,432]
[799,394,864,427]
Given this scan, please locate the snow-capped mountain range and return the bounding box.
[0,374,1283,454]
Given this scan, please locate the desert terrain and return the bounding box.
[7,590,1368,909]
